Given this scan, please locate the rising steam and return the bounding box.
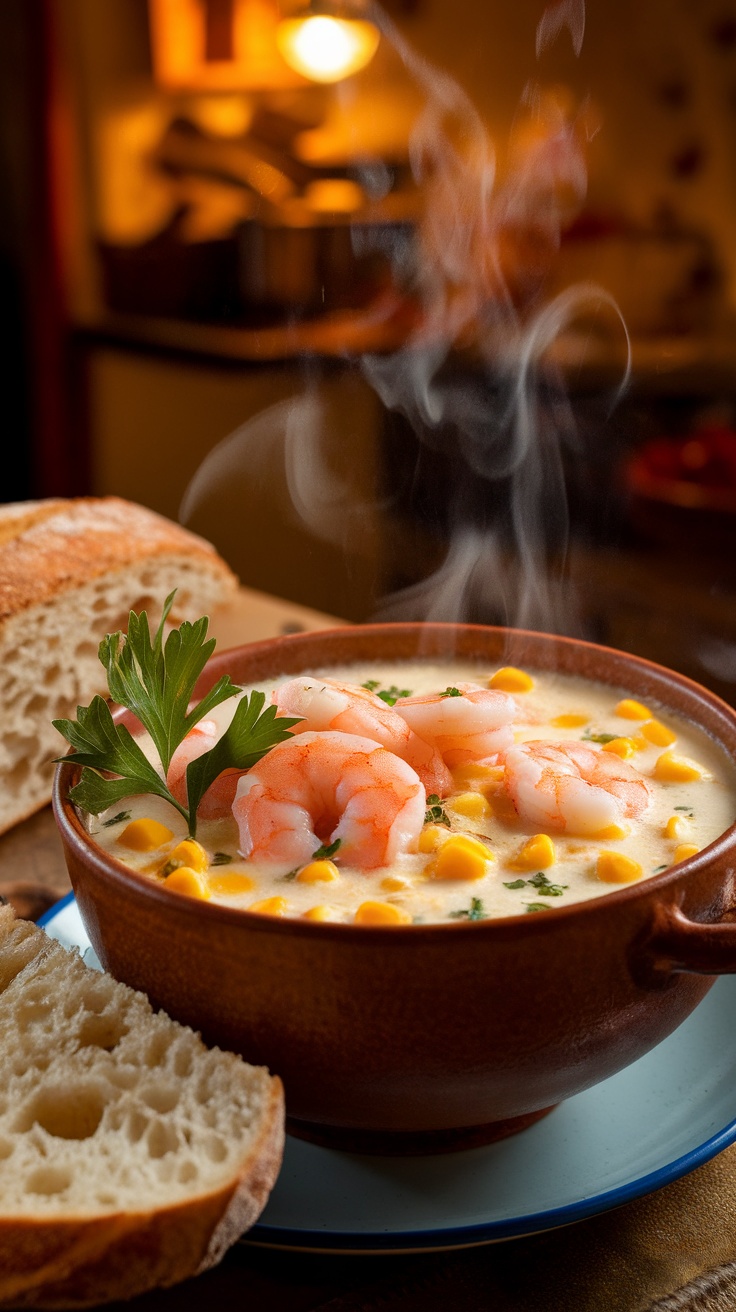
[180,0,630,635]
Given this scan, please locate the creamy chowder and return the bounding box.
[89,661,736,925]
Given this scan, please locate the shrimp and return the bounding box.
[166,719,240,820]
[274,676,453,796]
[233,731,426,871]
[503,740,653,836]
[393,683,517,768]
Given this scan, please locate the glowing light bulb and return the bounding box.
[277,15,379,83]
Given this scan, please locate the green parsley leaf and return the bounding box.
[503,878,527,890]
[361,680,380,692]
[312,839,342,861]
[424,794,451,827]
[582,731,618,745]
[525,902,552,913]
[528,871,568,896]
[674,806,693,814]
[102,810,131,828]
[439,687,462,698]
[211,852,233,866]
[54,593,302,839]
[361,680,412,706]
[279,869,299,882]
[652,863,668,873]
[449,897,486,921]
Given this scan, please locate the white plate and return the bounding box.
[40,893,736,1254]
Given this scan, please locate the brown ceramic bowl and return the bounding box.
[52,624,736,1155]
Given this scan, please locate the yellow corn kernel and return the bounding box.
[166,838,208,873]
[164,867,211,899]
[418,825,447,854]
[593,823,629,841]
[674,843,700,863]
[641,719,677,748]
[449,791,492,820]
[508,833,556,871]
[427,834,494,881]
[297,859,340,884]
[451,762,502,792]
[119,818,174,852]
[302,905,337,922]
[551,713,589,729]
[596,851,643,884]
[208,871,256,896]
[653,751,704,783]
[664,815,690,842]
[614,698,652,721]
[248,896,288,917]
[602,737,637,760]
[354,901,412,926]
[380,875,409,892]
[489,666,534,693]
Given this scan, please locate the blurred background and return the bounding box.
[3,0,736,703]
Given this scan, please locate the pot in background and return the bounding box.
[53,624,736,1155]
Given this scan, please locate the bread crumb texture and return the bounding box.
[0,907,284,1308]
[0,497,238,835]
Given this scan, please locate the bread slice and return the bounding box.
[0,497,239,836]
[0,905,284,1308]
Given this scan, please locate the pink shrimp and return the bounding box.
[233,731,426,871]
[166,719,240,820]
[274,676,453,796]
[393,683,517,768]
[503,740,653,836]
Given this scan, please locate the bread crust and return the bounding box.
[0,1080,284,1309]
[0,497,237,623]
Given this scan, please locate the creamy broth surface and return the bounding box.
[90,661,736,924]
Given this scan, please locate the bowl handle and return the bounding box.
[644,902,736,975]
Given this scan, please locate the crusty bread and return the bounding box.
[0,905,284,1308]
[0,497,238,836]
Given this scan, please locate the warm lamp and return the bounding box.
[276,3,380,83]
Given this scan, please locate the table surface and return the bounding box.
[3,585,735,1312]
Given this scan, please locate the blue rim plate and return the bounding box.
[40,894,736,1255]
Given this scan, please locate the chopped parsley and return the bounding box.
[525,902,552,913]
[504,872,567,897]
[280,869,299,882]
[652,863,668,874]
[582,731,618,745]
[211,851,233,866]
[160,858,183,878]
[439,686,462,698]
[361,681,413,706]
[449,897,486,921]
[425,794,451,827]
[102,810,132,828]
[312,838,342,861]
[674,806,694,815]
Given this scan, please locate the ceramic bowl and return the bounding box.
[53,624,736,1154]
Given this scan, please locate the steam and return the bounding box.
[180,0,631,636]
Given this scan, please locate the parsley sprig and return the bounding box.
[53,592,301,838]
[361,680,412,706]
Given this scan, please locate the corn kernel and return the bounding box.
[592,823,629,841]
[427,834,494,881]
[380,875,410,892]
[164,867,211,899]
[489,666,534,693]
[641,719,677,748]
[354,901,412,925]
[653,751,704,783]
[119,818,174,852]
[208,871,255,895]
[674,843,700,863]
[449,791,492,820]
[166,838,208,873]
[508,833,556,870]
[451,762,502,792]
[664,815,689,842]
[297,860,340,884]
[602,737,637,760]
[614,698,652,721]
[418,825,447,854]
[596,851,643,883]
[551,713,590,729]
[302,905,337,922]
[248,896,288,917]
